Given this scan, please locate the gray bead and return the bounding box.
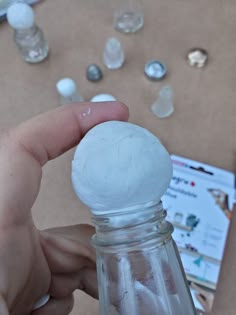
[86,64,103,82]
[144,60,167,81]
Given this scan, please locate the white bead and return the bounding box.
[56,78,77,98]
[33,294,50,311]
[103,37,125,70]
[90,94,117,102]
[7,2,35,30]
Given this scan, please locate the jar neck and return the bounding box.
[92,201,173,248]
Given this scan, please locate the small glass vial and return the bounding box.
[92,203,197,315]
[113,0,144,33]
[7,2,49,63]
[151,86,174,118]
[56,78,84,105]
[103,37,125,70]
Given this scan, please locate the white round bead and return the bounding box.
[7,3,35,30]
[90,94,117,102]
[56,78,77,98]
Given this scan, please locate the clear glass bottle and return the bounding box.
[103,37,125,70]
[113,0,144,33]
[7,2,49,63]
[92,202,197,315]
[151,86,174,119]
[13,25,49,63]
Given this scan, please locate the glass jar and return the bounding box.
[14,25,49,63]
[92,202,197,315]
[113,0,144,33]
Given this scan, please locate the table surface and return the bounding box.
[0,0,236,314]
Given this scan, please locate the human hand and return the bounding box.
[0,102,129,315]
[191,283,214,313]
[208,189,231,219]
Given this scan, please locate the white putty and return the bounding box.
[118,256,137,314]
[71,121,172,215]
[135,281,167,314]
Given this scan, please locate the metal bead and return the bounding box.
[187,48,208,68]
[144,60,167,81]
[86,64,103,82]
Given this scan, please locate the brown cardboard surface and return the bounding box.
[0,0,235,314]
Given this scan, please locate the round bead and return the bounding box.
[187,48,208,68]
[56,78,77,98]
[86,64,103,82]
[33,295,50,311]
[144,60,167,81]
[90,94,116,102]
[7,2,35,30]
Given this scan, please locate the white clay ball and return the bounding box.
[56,78,77,98]
[90,94,117,102]
[7,2,35,30]
[72,121,172,214]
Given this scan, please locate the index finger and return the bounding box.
[0,102,128,224]
[12,102,129,166]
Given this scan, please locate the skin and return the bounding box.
[208,189,232,219]
[191,283,214,313]
[0,102,129,315]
